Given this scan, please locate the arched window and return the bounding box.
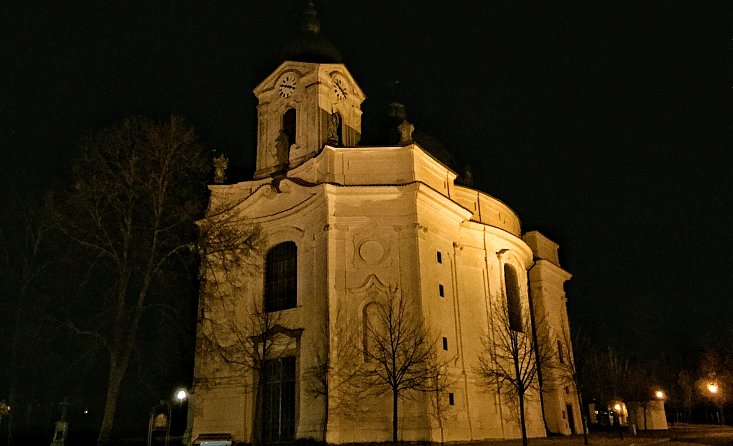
[504,264,522,332]
[282,108,296,146]
[264,242,297,312]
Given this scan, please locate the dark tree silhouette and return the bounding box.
[0,189,57,444]
[57,116,214,446]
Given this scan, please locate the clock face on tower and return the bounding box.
[332,76,348,101]
[278,73,298,98]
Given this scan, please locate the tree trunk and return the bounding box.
[252,371,264,445]
[519,391,528,446]
[643,402,648,431]
[97,362,127,446]
[577,391,588,445]
[392,388,399,443]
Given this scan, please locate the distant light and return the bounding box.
[175,388,189,403]
[594,410,599,414]
[708,383,719,394]
[84,409,89,415]
[655,390,665,399]
[613,403,622,412]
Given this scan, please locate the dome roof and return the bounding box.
[280,2,343,64]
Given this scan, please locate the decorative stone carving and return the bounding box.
[275,130,290,170]
[213,154,229,184]
[327,112,340,145]
[358,239,387,264]
[398,119,414,145]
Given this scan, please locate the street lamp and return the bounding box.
[174,388,188,404]
[655,390,665,399]
[0,401,10,445]
[707,383,719,394]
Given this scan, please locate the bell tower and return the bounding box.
[252,2,365,179]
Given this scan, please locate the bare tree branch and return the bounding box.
[476,298,555,446]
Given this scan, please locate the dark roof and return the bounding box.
[280,1,343,64]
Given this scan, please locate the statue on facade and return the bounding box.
[327,112,340,145]
[213,154,228,184]
[398,119,414,145]
[275,130,290,169]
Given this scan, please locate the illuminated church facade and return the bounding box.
[190,5,578,445]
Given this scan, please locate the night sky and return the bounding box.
[2,1,731,367]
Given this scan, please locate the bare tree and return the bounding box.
[555,326,590,444]
[427,364,455,445]
[358,287,447,442]
[57,116,218,446]
[476,299,554,446]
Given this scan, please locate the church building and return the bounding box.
[190,4,579,444]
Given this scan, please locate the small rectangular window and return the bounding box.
[437,251,442,263]
[448,393,455,406]
[442,337,448,350]
[439,284,444,297]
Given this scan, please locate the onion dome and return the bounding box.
[280,1,343,63]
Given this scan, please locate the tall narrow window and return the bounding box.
[442,337,448,351]
[448,393,455,406]
[558,340,565,364]
[264,242,297,312]
[282,108,296,146]
[439,284,445,297]
[437,251,442,263]
[504,264,522,332]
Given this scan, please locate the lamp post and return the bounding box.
[173,388,189,445]
[707,382,722,424]
[612,402,624,439]
[0,401,9,446]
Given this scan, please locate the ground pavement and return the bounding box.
[470,424,733,446]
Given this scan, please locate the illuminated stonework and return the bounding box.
[190,35,577,446]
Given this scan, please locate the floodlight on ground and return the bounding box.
[708,383,719,394]
[655,390,665,399]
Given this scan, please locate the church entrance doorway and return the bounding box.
[262,356,296,443]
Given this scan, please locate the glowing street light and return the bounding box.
[655,390,665,399]
[708,383,719,394]
[175,388,189,404]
